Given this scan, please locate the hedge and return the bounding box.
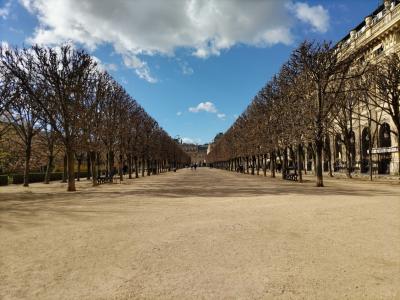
[11,173,46,184]
[10,174,24,184]
[49,172,63,181]
[0,175,8,186]
[75,171,89,179]
[10,172,88,184]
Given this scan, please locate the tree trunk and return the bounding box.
[62,154,67,183]
[66,147,76,191]
[128,154,132,179]
[263,154,267,176]
[256,155,260,175]
[141,158,145,177]
[108,151,114,178]
[147,159,151,176]
[304,147,307,175]
[23,142,32,187]
[297,144,303,183]
[282,147,287,180]
[343,133,352,179]
[44,155,53,184]
[326,139,333,177]
[77,158,81,181]
[328,150,333,177]
[90,151,98,186]
[315,85,324,187]
[119,154,124,181]
[345,144,352,179]
[271,151,276,178]
[86,153,91,180]
[135,157,139,178]
[315,140,324,187]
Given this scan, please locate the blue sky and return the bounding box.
[0,0,380,144]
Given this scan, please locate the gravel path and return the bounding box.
[0,168,399,299]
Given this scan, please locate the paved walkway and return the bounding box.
[1,168,399,299]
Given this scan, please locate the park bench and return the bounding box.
[97,175,113,184]
[285,168,298,181]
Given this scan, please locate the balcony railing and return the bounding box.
[340,3,400,50]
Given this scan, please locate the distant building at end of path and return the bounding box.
[180,143,208,166]
[207,132,224,155]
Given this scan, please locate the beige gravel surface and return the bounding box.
[0,168,399,299]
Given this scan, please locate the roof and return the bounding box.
[337,2,387,46]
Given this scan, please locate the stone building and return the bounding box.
[181,143,208,166]
[206,132,224,155]
[306,0,400,175]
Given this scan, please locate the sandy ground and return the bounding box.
[0,168,399,300]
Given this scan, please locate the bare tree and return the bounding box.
[289,41,354,186]
[366,53,400,176]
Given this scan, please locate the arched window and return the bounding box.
[335,134,342,161]
[361,128,370,173]
[349,131,356,170]
[378,123,391,174]
[379,123,391,148]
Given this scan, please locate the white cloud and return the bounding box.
[189,101,217,113]
[91,56,118,72]
[182,137,202,144]
[0,0,11,19]
[122,55,157,83]
[188,101,227,120]
[179,61,194,75]
[287,2,330,33]
[217,113,226,120]
[105,63,118,72]
[9,27,24,34]
[176,111,182,116]
[120,77,128,85]
[19,0,329,82]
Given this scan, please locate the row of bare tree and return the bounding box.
[0,44,190,191]
[207,40,400,187]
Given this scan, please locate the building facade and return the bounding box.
[316,0,400,175]
[181,143,208,166]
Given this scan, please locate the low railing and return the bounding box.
[340,3,400,48]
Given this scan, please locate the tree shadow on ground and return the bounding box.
[0,169,398,231]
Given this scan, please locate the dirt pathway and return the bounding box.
[1,168,399,299]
